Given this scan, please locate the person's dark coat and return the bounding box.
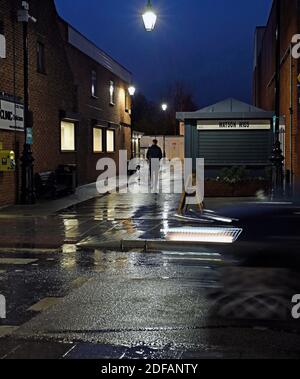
[147,145,163,161]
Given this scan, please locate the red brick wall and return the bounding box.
[254,0,300,189]
[1,0,132,207]
[28,1,76,172]
[0,0,76,207]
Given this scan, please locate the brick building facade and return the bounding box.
[58,20,132,185]
[253,0,300,192]
[0,0,132,207]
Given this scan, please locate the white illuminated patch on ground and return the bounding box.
[163,227,243,244]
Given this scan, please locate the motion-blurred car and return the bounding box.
[172,201,300,321]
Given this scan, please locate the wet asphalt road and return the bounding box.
[1,176,300,359]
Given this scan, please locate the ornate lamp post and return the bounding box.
[161,104,169,157]
[18,1,36,204]
[128,86,136,158]
[142,0,157,32]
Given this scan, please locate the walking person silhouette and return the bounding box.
[147,139,163,193]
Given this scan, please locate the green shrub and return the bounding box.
[219,166,247,184]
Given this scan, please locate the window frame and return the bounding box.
[109,80,115,106]
[125,90,130,113]
[0,20,4,35]
[93,127,104,153]
[106,129,116,153]
[37,41,46,74]
[60,121,76,153]
[91,70,97,98]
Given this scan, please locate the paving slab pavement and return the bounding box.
[1,170,284,359]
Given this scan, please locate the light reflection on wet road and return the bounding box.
[1,177,300,358]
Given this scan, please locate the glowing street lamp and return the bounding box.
[128,86,136,96]
[142,0,157,32]
[161,103,168,112]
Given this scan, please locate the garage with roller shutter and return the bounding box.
[176,98,274,178]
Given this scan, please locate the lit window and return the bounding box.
[106,130,115,152]
[37,42,46,73]
[91,70,97,97]
[109,81,115,105]
[0,21,6,59]
[125,91,130,113]
[93,128,103,152]
[61,121,75,151]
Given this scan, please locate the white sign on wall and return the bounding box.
[197,120,271,131]
[0,34,6,59]
[0,99,24,131]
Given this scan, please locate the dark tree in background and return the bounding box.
[131,93,159,135]
[163,81,198,135]
[132,81,198,136]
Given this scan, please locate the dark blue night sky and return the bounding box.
[55,0,272,108]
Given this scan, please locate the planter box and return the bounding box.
[205,180,270,197]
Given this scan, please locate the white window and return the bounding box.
[91,70,97,97]
[109,81,115,105]
[93,128,103,152]
[0,21,6,59]
[106,130,115,152]
[61,121,75,151]
[0,34,6,59]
